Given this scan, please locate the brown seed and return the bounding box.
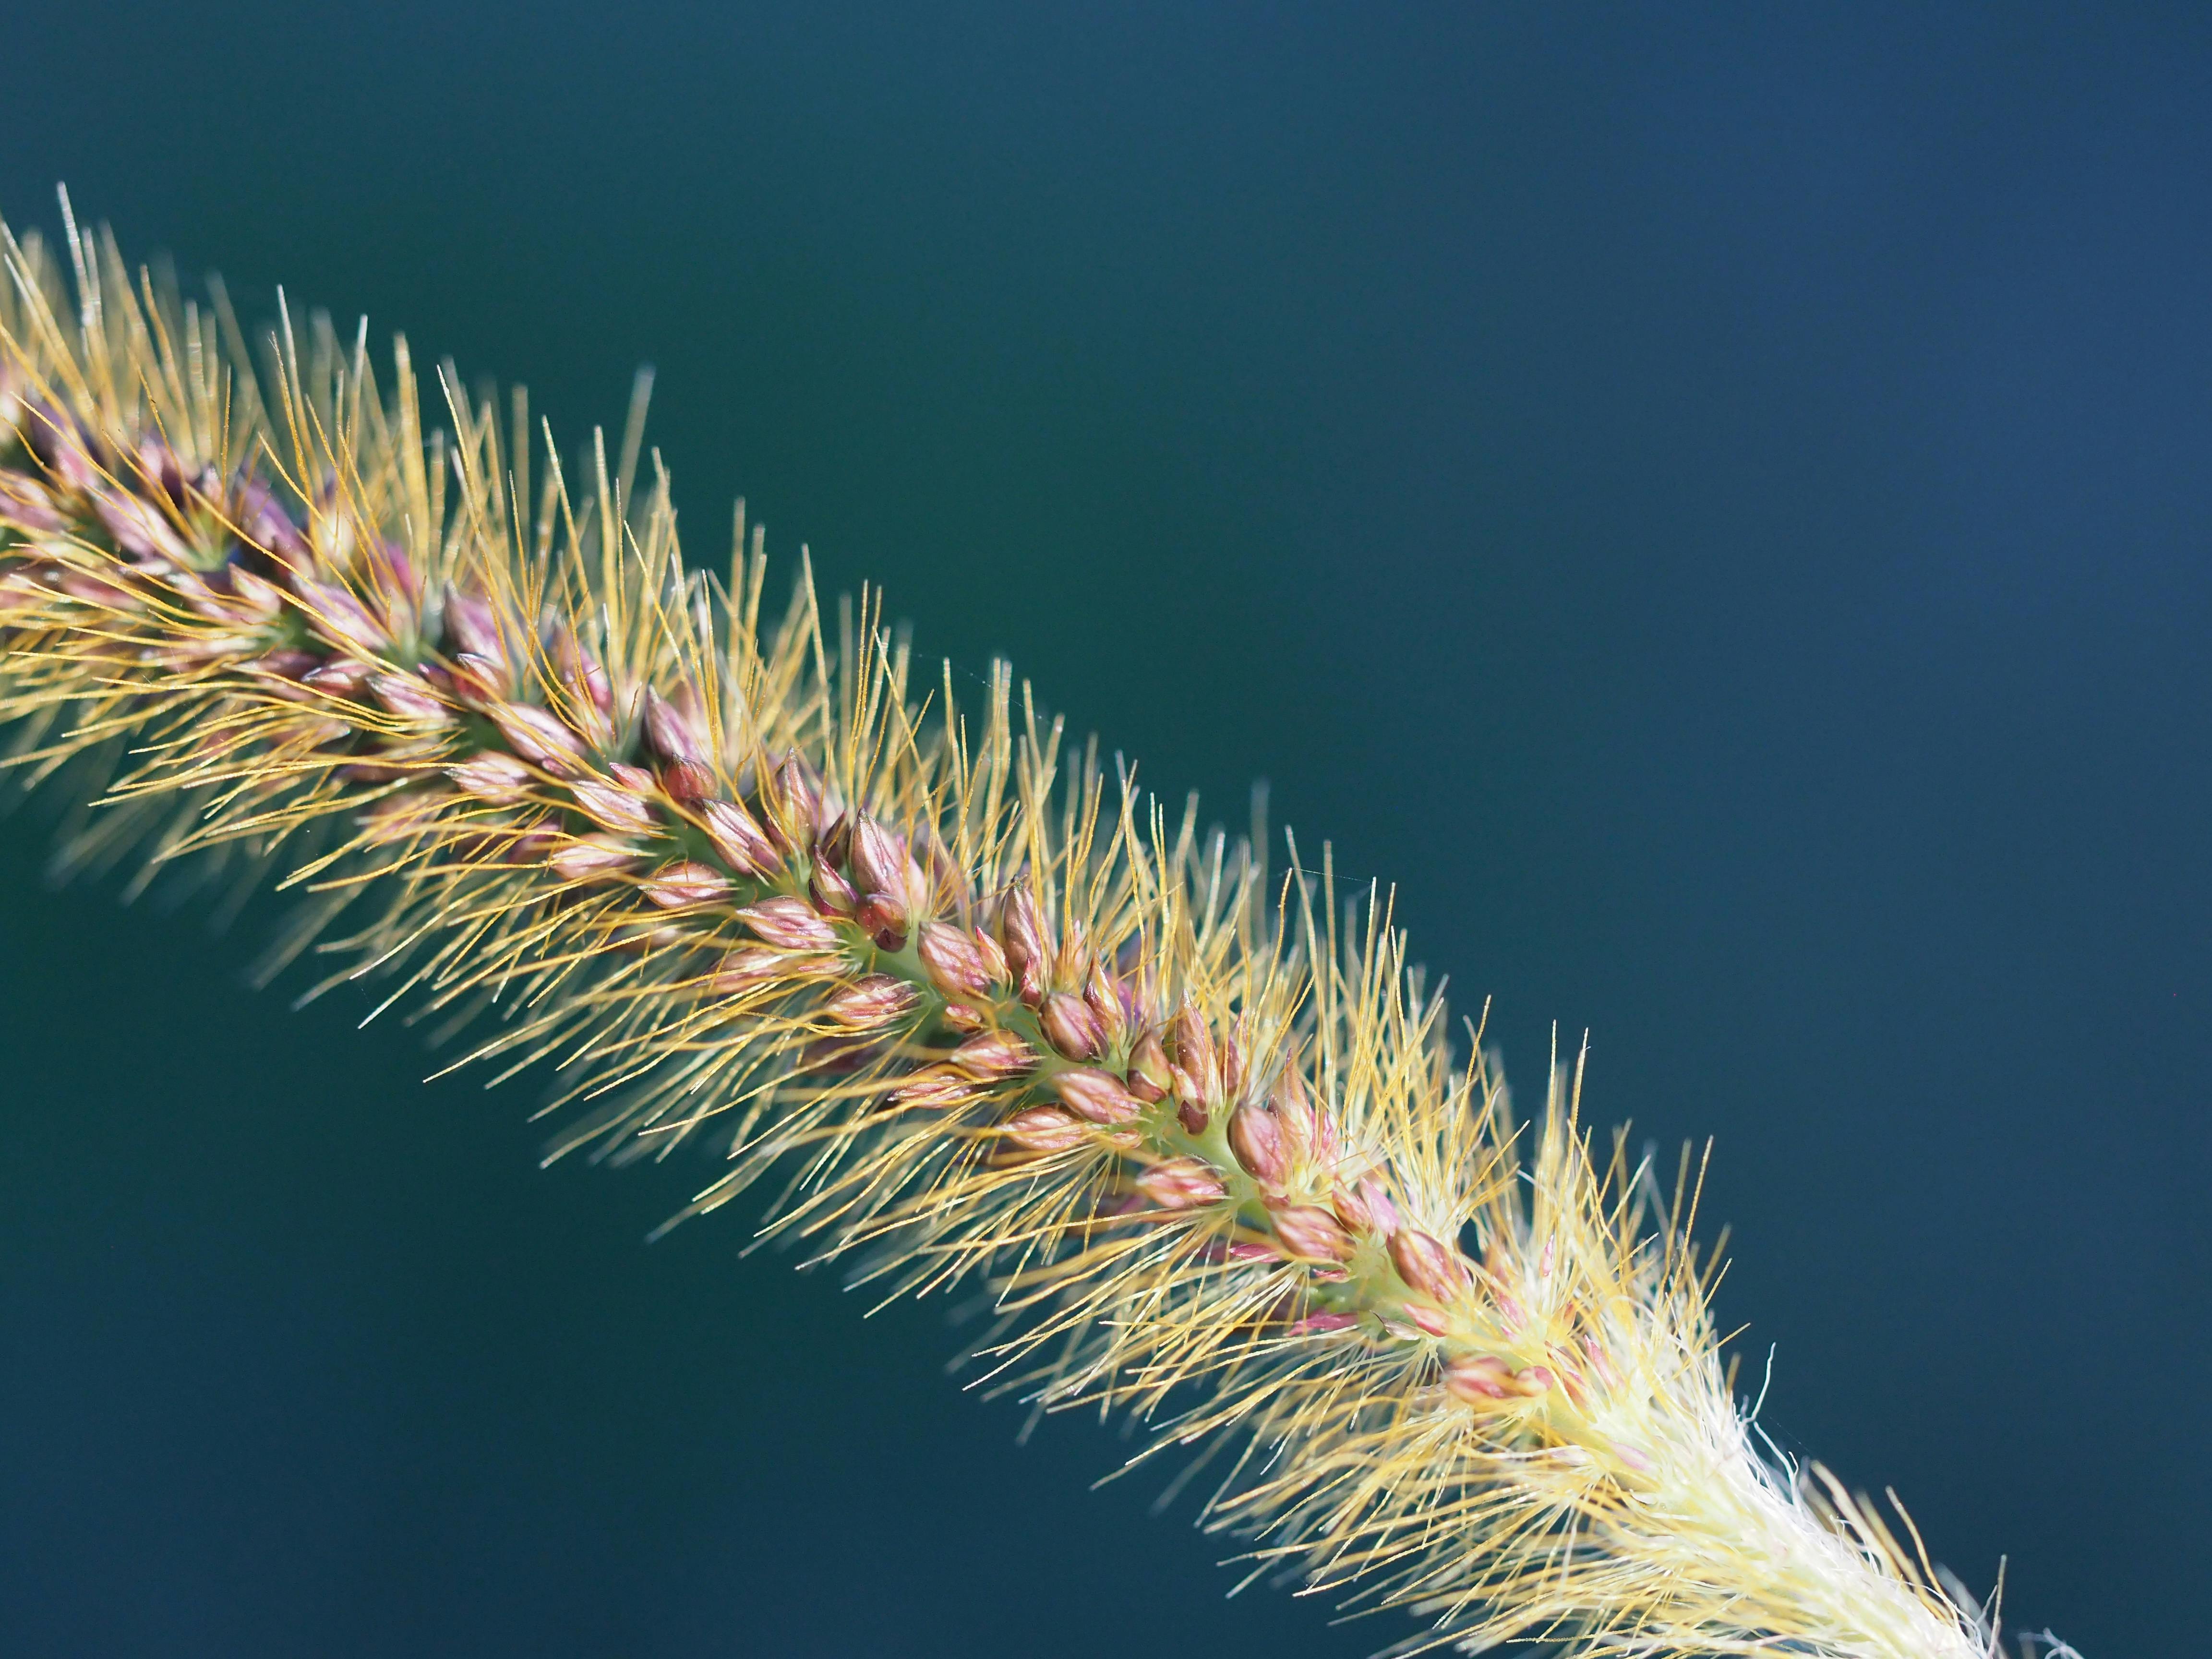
[1389,1227,1472,1305]
[1135,1158,1228,1211]
[822,974,920,1031]
[734,895,841,952]
[642,860,730,910]
[570,776,657,836]
[1051,1067,1144,1125]
[950,1030,1037,1080]
[1177,1098,1211,1138]
[699,799,778,877]
[1000,1105,1087,1155]
[1039,993,1105,1062]
[917,922,991,999]
[1226,1100,1290,1190]
[1270,1203,1355,1264]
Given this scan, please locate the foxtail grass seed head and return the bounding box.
[0,206,2056,1659]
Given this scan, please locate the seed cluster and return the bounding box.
[0,216,1999,1659]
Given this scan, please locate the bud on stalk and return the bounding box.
[1126,1031,1172,1103]
[641,684,707,765]
[848,815,907,901]
[735,895,842,952]
[449,750,535,805]
[1051,1067,1144,1125]
[491,702,588,773]
[550,834,638,881]
[699,799,778,877]
[917,921,992,998]
[998,888,1049,1003]
[890,1064,975,1110]
[769,752,824,850]
[810,848,859,915]
[820,974,919,1030]
[1389,1227,1472,1304]
[1082,963,1128,1052]
[1168,1005,1215,1102]
[1270,1203,1355,1264]
[1134,1158,1228,1211]
[949,1030,1037,1080]
[569,776,657,836]
[642,860,730,909]
[1000,1105,1088,1154]
[1227,1099,1290,1190]
[1039,992,1104,1062]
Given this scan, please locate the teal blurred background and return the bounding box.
[2,5,2206,1655]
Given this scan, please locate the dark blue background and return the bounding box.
[2,5,2203,1655]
